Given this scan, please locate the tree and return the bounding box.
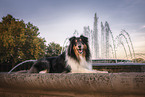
[0,14,46,67]
[21,22,46,60]
[45,42,62,57]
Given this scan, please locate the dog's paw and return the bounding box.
[93,70,108,73]
[39,69,47,73]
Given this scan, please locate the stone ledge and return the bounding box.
[0,73,145,96]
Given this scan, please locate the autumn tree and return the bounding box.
[45,42,62,57]
[0,14,46,67]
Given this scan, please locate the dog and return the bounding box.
[28,35,97,73]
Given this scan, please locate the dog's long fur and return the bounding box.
[28,35,95,73]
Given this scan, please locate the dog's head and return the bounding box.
[69,35,88,55]
[68,35,90,62]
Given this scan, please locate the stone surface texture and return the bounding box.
[0,73,145,97]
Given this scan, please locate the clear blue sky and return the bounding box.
[0,0,145,58]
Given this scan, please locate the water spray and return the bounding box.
[8,60,36,74]
[121,30,136,60]
[119,33,133,59]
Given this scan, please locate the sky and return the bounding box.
[0,0,145,59]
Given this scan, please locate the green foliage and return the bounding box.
[0,14,46,66]
[45,42,62,57]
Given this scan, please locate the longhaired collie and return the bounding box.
[28,35,97,73]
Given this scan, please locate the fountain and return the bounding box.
[93,13,99,58]
[100,21,116,59]
[8,60,36,73]
[116,36,128,59]
[83,13,99,59]
[83,13,136,61]
[120,30,136,59]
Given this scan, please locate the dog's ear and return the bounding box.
[69,36,76,42]
[80,35,88,43]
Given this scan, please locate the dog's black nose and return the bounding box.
[78,45,81,48]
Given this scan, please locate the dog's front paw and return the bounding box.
[93,70,108,73]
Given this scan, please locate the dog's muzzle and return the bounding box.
[78,49,83,54]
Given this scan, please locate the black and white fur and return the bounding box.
[28,35,96,73]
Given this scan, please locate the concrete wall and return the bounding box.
[0,73,145,97]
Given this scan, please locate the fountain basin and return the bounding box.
[0,73,145,97]
[93,63,145,73]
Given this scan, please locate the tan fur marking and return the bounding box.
[83,44,87,57]
[73,45,80,60]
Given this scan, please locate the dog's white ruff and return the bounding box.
[66,52,96,73]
